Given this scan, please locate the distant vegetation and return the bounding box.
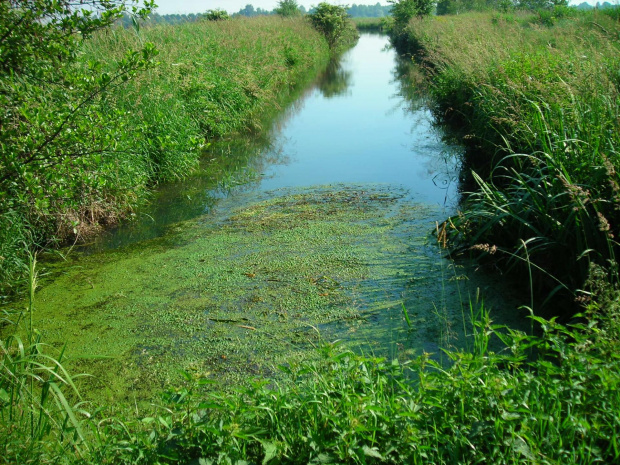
[114,2,393,28]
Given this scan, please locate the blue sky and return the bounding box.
[150,0,601,15]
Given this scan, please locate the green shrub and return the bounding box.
[204,9,229,21]
[308,3,358,51]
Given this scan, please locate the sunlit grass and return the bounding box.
[396,11,620,313]
[0,16,330,295]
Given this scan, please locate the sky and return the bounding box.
[150,0,601,15]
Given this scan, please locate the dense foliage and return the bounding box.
[390,0,436,25]
[0,0,156,292]
[348,2,393,17]
[0,10,332,295]
[308,3,359,51]
[392,11,620,314]
[115,3,392,26]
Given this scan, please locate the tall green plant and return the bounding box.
[1,255,87,463]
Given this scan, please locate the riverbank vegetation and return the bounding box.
[392,9,620,316]
[5,266,620,463]
[0,4,333,296]
[5,3,620,464]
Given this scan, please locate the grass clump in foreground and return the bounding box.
[0,14,332,296]
[4,291,620,464]
[392,11,620,315]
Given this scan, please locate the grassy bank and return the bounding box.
[0,15,331,296]
[392,10,620,314]
[352,17,387,32]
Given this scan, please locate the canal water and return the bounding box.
[20,34,529,401]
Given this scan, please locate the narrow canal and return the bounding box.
[23,34,528,401]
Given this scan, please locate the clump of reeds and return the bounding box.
[397,11,620,314]
[1,255,88,463]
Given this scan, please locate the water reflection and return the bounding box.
[390,46,462,204]
[84,34,463,252]
[317,58,353,98]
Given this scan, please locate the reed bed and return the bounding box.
[0,16,330,294]
[396,11,620,313]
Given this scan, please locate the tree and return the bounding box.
[238,4,256,16]
[389,0,435,28]
[0,1,157,286]
[0,0,157,187]
[275,0,302,16]
[205,8,229,20]
[308,3,351,49]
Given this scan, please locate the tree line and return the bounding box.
[114,2,392,27]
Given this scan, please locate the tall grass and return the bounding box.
[394,11,620,313]
[0,16,331,295]
[1,255,88,464]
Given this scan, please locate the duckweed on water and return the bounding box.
[3,185,525,403]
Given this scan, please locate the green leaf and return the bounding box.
[362,445,384,459]
[260,440,278,464]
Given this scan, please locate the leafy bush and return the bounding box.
[0,0,157,293]
[204,9,229,21]
[308,3,358,51]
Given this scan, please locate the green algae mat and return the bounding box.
[4,185,525,402]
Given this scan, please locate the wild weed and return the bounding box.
[396,11,620,314]
[0,255,88,464]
